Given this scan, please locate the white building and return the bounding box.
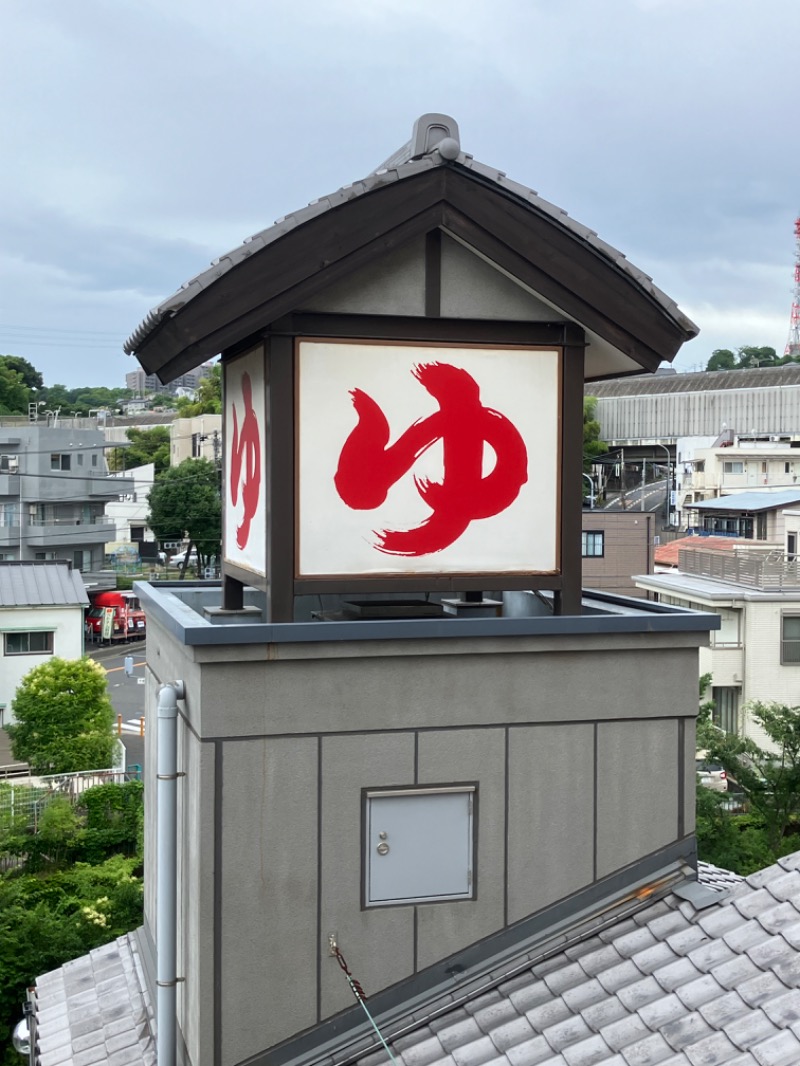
[676,431,800,527]
[105,463,157,550]
[169,415,221,466]
[636,541,800,750]
[0,561,88,728]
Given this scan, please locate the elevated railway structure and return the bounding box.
[587,365,800,456]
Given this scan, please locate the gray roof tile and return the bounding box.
[540,1015,594,1052]
[562,980,608,1014]
[687,941,738,974]
[580,995,628,1032]
[450,1036,499,1066]
[597,960,642,993]
[681,1031,740,1066]
[616,977,665,1013]
[723,1011,780,1050]
[749,1029,800,1065]
[436,1016,484,1052]
[661,1014,716,1052]
[673,976,723,1011]
[711,956,763,990]
[638,993,690,1031]
[697,992,750,1030]
[486,1016,536,1053]
[558,1033,611,1066]
[617,1030,675,1064]
[525,999,573,1033]
[598,1012,652,1050]
[737,973,790,1009]
[652,959,704,994]
[760,988,800,1027]
[503,1035,554,1066]
[755,905,800,936]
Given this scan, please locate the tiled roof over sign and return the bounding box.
[123,114,698,360]
[350,852,800,1066]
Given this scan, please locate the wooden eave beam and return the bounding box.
[134,165,690,383]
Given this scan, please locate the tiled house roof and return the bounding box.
[34,934,154,1066]
[351,853,800,1066]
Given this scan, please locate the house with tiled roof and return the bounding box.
[28,115,800,1066]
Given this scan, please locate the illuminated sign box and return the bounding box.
[296,340,561,579]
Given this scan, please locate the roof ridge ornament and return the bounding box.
[374,113,461,171]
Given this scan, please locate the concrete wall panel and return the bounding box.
[507,724,595,924]
[319,733,415,1018]
[220,737,319,1064]
[416,729,506,967]
[596,719,679,877]
[200,646,699,739]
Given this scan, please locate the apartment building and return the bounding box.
[676,431,800,526]
[636,543,800,748]
[0,421,133,571]
[125,363,214,397]
[169,414,221,466]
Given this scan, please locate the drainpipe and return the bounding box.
[157,681,184,1066]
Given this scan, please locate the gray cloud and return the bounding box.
[0,0,797,385]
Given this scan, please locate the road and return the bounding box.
[88,642,148,772]
[600,477,668,513]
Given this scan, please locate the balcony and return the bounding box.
[24,517,117,548]
[88,475,135,499]
[679,547,800,591]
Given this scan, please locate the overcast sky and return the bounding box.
[1,0,797,389]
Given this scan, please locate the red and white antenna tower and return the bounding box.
[786,216,800,357]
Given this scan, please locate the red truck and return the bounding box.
[86,591,146,641]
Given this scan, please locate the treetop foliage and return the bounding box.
[706,345,800,372]
[175,362,221,417]
[7,657,116,775]
[107,425,171,476]
[147,457,221,568]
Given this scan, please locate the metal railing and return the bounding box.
[679,547,800,590]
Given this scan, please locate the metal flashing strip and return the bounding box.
[241,838,698,1066]
[135,582,718,648]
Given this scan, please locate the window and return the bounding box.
[712,687,739,734]
[0,504,17,528]
[789,533,797,562]
[77,453,84,466]
[91,453,98,467]
[782,615,800,663]
[50,453,71,471]
[723,461,744,475]
[192,433,202,458]
[581,531,604,557]
[4,631,54,655]
[0,454,19,473]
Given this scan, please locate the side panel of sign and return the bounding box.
[297,341,560,577]
[224,348,267,576]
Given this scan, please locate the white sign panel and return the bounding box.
[224,348,266,576]
[297,341,560,576]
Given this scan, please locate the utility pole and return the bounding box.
[640,459,646,511]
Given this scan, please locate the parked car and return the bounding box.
[170,550,198,568]
[696,750,728,792]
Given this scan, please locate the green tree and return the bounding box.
[147,458,221,574]
[0,855,142,1056]
[175,363,221,416]
[583,396,607,468]
[736,345,778,369]
[705,701,800,854]
[107,426,171,475]
[7,658,115,774]
[0,355,42,391]
[0,365,30,415]
[706,349,736,371]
